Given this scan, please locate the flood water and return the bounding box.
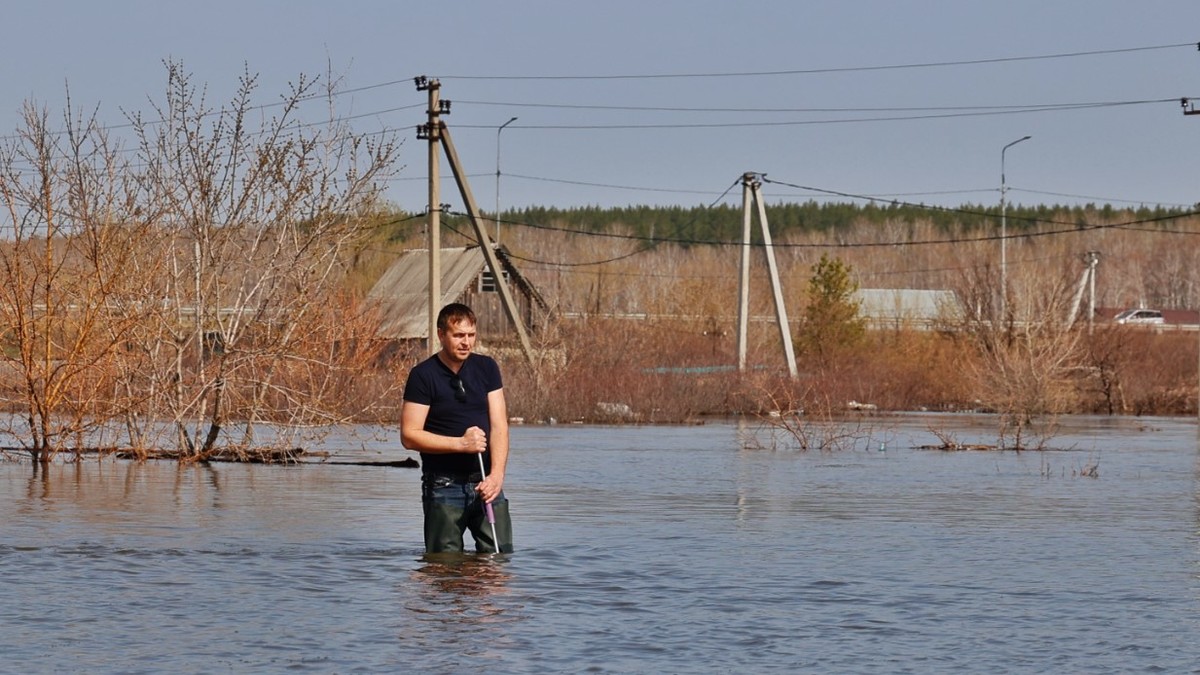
[1,414,1198,673]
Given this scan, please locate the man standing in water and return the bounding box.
[401,303,513,554]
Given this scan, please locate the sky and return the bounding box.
[4,0,1200,215]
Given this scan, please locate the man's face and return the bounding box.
[438,319,477,364]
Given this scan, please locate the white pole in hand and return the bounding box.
[478,453,500,552]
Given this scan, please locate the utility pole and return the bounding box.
[1182,98,1200,420]
[736,176,752,371]
[1086,250,1099,334]
[736,172,797,378]
[413,77,536,366]
[416,76,446,354]
[1066,251,1100,332]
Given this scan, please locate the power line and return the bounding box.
[454,97,1179,115]
[509,170,991,201]
[4,91,1172,144]
[0,87,421,143]
[451,99,1175,130]
[434,42,1195,80]
[504,244,1103,283]
[460,176,1200,258]
[506,172,727,198]
[760,176,1200,235]
[337,192,1200,279]
[763,186,996,199]
[505,171,1160,206]
[857,250,1083,280]
[1011,187,1195,208]
[0,39,1189,142]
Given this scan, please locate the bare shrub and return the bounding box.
[516,315,735,423]
[0,62,400,462]
[1107,331,1197,415]
[1079,325,1137,414]
[952,260,1084,449]
[0,96,161,462]
[123,62,399,460]
[850,330,974,411]
[743,371,877,452]
[493,206,1200,427]
[238,291,402,424]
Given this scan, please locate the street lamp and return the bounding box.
[495,117,517,243]
[1000,135,1031,320]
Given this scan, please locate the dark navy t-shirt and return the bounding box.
[403,352,503,477]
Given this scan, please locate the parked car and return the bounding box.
[1114,308,1164,325]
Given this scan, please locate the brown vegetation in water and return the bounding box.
[0,62,401,463]
[1,65,1198,461]
[478,206,1200,450]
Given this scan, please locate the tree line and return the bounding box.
[499,201,1193,245]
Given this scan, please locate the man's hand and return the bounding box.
[476,473,504,504]
[460,426,487,453]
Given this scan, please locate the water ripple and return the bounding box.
[1,419,1198,673]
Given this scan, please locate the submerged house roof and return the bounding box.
[366,245,545,340]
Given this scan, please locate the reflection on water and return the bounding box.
[1,415,1198,673]
[410,553,516,623]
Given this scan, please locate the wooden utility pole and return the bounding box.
[1086,250,1099,333]
[1065,251,1100,332]
[736,172,798,378]
[1182,99,1200,421]
[737,175,752,371]
[416,76,444,354]
[414,77,535,366]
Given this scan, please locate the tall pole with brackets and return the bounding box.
[414,77,535,365]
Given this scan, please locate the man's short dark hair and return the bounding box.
[437,303,477,332]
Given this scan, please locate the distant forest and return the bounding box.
[486,201,1194,243]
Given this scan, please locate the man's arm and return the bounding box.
[477,387,509,503]
[400,401,486,454]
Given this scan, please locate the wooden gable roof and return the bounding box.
[366,245,544,340]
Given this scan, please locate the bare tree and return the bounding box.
[0,95,156,463]
[955,258,1084,449]
[123,61,400,460]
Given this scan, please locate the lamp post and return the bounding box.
[495,117,517,244]
[1000,135,1031,321]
